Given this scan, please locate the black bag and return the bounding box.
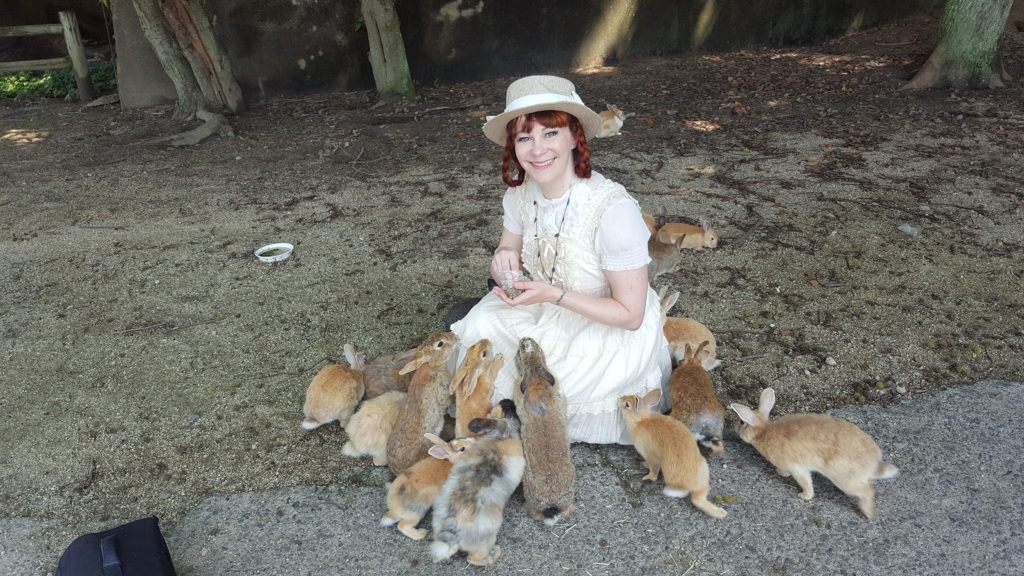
[56,516,177,576]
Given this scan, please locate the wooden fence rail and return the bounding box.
[0,11,97,101]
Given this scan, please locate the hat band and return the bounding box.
[504,91,586,114]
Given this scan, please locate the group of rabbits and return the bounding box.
[302,333,575,566]
[301,285,898,564]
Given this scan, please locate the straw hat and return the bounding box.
[482,75,603,145]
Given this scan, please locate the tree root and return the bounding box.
[143,109,234,147]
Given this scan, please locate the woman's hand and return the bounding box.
[493,279,560,306]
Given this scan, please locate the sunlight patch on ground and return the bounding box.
[2,129,49,146]
[685,120,721,132]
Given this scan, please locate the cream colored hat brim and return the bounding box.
[482,79,603,146]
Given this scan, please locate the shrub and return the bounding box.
[0,60,117,99]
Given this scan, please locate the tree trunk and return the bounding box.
[902,0,1013,89]
[361,0,419,100]
[131,0,206,119]
[158,0,245,114]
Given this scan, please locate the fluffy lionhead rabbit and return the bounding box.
[513,337,575,525]
[450,339,503,438]
[658,288,720,370]
[430,406,525,566]
[385,332,457,476]
[729,387,899,519]
[362,347,416,399]
[301,344,366,430]
[380,433,474,540]
[341,390,407,466]
[595,103,625,137]
[668,341,725,457]
[619,388,727,519]
[655,219,719,251]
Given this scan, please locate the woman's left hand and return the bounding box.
[493,280,560,307]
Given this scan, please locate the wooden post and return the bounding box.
[58,11,97,101]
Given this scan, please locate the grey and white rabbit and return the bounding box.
[430,400,525,566]
[380,433,474,540]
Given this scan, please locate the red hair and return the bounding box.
[500,110,592,188]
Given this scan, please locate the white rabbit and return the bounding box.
[341,390,406,466]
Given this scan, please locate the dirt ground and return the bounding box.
[1,11,1022,566]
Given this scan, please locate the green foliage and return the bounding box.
[353,16,365,32]
[0,61,117,99]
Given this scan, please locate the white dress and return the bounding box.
[450,173,672,444]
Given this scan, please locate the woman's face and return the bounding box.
[512,118,577,191]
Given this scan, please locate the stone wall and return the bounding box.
[87,0,942,108]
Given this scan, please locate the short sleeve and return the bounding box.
[501,187,524,235]
[596,198,652,270]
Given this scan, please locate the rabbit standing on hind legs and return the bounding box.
[385,332,458,476]
[729,387,899,519]
[450,339,503,438]
[380,433,474,540]
[513,337,575,525]
[430,403,525,566]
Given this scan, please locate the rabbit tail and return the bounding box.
[541,506,565,526]
[875,462,899,480]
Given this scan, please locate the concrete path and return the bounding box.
[2,380,1021,575]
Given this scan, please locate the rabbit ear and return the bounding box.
[423,433,446,446]
[695,340,709,358]
[398,348,432,375]
[730,403,757,425]
[662,291,679,314]
[450,358,473,395]
[343,344,360,369]
[641,388,663,408]
[758,388,776,416]
[428,444,452,460]
[700,219,711,232]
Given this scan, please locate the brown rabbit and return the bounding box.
[362,347,416,400]
[658,288,720,370]
[730,388,898,519]
[301,344,365,430]
[647,235,686,281]
[619,388,727,519]
[450,339,503,438]
[595,103,625,137]
[341,390,406,466]
[668,341,725,457]
[380,433,474,540]
[385,332,458,476]
[656,220,719,251]
[513,337,575,525]
[641,211,660,236]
